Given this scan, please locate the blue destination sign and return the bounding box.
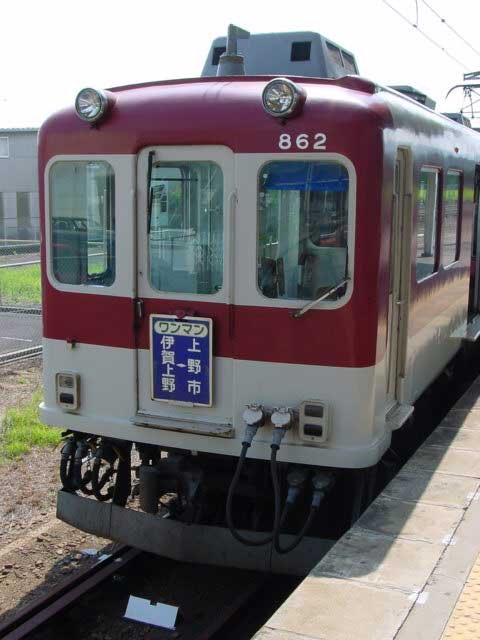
[150,315,213,407]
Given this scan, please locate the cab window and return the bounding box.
[257,161,349,301]
[148,161,223,295]
[50,161,115,286]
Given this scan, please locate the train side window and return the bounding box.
[416,167,440,281]
[257,161,349,301]
[49,161,115,286]
[442,171,462,266]
[148,161,223,295]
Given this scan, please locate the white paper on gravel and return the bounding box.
[124,595,178,629]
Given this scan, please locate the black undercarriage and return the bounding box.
[58,434,384,547]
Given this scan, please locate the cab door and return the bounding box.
[468,165,480,319]
[386,149,411,412]
[135,146,235,435]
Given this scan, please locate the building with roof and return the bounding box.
[0,128,39,241]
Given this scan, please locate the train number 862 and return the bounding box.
[278,132,327,151]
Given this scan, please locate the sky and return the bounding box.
[1,0,479,128]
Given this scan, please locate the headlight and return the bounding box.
[75,87,109,123]
[262,78,305,118]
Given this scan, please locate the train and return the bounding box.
[39,26,480,574]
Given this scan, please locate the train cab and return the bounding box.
[39,27,480,572]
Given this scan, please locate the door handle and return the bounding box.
[135,298,144,322]
[228,189,237,305]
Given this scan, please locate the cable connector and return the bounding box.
[227,403,273,547]
[271,426,287,449]
[271,407,294,429]
[286,468,309,504]
[242,424,259,447]
[271,407,293,450]
[311,471,335,508]
[242,404,265,447]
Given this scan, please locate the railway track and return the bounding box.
[0,547,139,640]
[0,346,42,367]
[0,544,288,640]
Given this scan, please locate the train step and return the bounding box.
[464,314,480,342]
[386,402,414,431]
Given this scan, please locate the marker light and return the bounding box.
[262,78,305,118]
[56,372,80,411]
[75,88,109,123]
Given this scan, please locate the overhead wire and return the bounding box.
[382,0,469,70]
[419,0,480,60]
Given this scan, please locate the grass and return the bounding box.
[0,391,62,463]
[0,264,41,306]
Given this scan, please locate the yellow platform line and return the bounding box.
[442,552,480,639]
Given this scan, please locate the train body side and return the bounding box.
[38,76,480,470]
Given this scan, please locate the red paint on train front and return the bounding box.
[39,76,388,368]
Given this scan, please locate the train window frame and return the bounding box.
[415,165,442,284]
[44,154,133,298]
[135,146,233,307]
[48,160,116,288]
[255,158,352,305]
[146,160,225,297]
[442,169,463,269]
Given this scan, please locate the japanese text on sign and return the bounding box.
[150,316,212,406]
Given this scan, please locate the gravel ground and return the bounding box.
[0,357,114,631]
[0,522,115,628]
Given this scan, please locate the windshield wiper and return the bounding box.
[291,278,350,319]
[146,150,155,234]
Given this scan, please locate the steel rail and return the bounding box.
[0,546,140,640]
[0,543,268,640]
[0,346,42,366]
[0,307,41,315]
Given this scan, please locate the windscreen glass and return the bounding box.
[50,161,115,286]
[257,161,349,301]
[148,162,223,295]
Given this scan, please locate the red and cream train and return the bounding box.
[39,28,480,572]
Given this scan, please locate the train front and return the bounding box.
[39,31,389,571]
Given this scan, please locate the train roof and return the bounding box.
[39,74,480,159]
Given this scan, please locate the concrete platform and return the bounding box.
[254,378,480,640]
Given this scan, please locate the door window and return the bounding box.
[148,161,223,295]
